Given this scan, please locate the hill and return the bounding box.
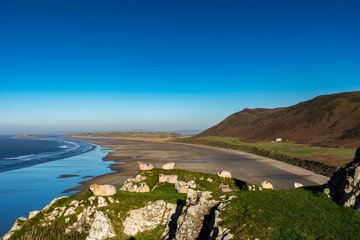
[199,91,360,148]
[3,169,360,240]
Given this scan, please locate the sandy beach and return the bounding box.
[64,139,329,194]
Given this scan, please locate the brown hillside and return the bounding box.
[199,91,360,147]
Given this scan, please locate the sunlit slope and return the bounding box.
[199,91,360,147]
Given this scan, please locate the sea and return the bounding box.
[0,135,115,236]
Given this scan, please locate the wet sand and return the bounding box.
[65,139,329,194]
[58,174,79,178]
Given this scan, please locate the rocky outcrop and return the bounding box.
[324,147,360,210]
[86,211,115,240]
[2,217,27,240]
[2,196,119,240]
[123,200,177,236]
[2,190,236,240]
[2,171,238,240]
[162,189,228,240]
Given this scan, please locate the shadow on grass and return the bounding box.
[234,178,248,190]
[302,185,329,198]
[302,185,323,193]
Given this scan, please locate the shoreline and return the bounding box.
[0,143,112,237]
[64,138,329,195]
[0,137,96,173]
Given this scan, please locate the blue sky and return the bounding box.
[0,0,359,134]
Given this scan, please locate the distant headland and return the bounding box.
[11,134,50,139]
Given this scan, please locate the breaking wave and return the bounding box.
[0,139,95,172]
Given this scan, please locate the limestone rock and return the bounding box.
[42,196,68,211]
[123,200,177,236]
[28,210,40,219]
[86,211,115,240]
[163,189,219,240]
[64,207,77,216]
[97,197,108,208]
[2,217,27,240]
[325,147,360,211]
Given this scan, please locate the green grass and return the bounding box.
[8,169,360,240]
[184,136,355,160]
[219,187,360,240]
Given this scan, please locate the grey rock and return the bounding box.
[325,147,360,211]
[123,200,177,236]
[28,210,40,219]
[163,189,219,240]
[86,211,115,240]
[42,196,68,211]
[97,196,107,208]
[2,217,27,240]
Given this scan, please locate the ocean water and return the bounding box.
[0,135,116,236]
[0,135,95,172]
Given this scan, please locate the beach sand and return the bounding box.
[64,139,329,194]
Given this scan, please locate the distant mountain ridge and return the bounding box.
[198,91,360,147]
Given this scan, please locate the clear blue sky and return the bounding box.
[0,0,359,134]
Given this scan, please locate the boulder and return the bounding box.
[163,189,219,240]
[86,211,115,240]
[324,147,360,210]
[123,200,177,236]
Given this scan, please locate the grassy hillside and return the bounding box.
[199,91,360,148]
[6,169,360,240]
[221,186,360,239]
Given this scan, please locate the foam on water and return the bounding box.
[4,154,36,160]
[0,138,95,172]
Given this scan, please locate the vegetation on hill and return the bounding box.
[199,91,360,148]
[5,169,360,240]
[63,132,184,141]
[221,186,360,239]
